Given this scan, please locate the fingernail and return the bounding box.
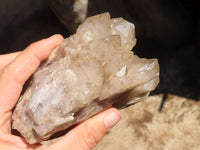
[104,110,121,131]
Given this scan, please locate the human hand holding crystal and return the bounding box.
[0,34,121,150]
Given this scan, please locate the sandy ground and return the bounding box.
[95,95,200,150]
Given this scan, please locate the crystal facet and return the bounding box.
[12,13,159,144]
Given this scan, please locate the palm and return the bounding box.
[0,52,46,149]
[0,37,63,149]
[0,134,44,149]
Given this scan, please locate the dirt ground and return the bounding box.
[95,95,200,150]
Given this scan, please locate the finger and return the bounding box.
[0,34,63,113]
[47,108,121,150]
[0,52,21,69]
[0,34,63,133]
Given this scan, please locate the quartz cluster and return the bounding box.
[12,13,159,144]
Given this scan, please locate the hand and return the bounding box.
[0,35,121,150]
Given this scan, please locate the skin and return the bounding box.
[0,34,121,150]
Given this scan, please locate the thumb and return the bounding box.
[46,108,121,150]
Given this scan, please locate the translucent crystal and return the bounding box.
[12,13,159,144]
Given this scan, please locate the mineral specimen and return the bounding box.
[12,13,159,144]
[48,0,88,32]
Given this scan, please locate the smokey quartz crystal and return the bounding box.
[12,13,159,144]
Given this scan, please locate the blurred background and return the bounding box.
[0,0,199,100]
